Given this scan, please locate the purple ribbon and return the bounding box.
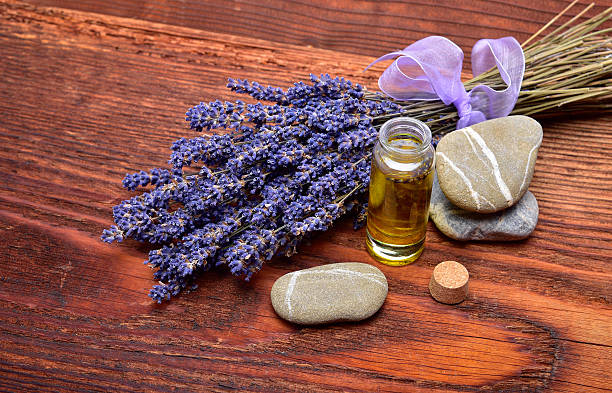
[365,36,525,129]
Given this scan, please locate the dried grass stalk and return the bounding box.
[367,1,612,137]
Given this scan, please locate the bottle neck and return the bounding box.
[378,117,432,161]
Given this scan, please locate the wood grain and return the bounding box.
[20,0,612,66]
[0,0,611,391]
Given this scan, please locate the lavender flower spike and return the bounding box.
[102,74,403,302]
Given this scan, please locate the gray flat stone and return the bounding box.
[430,173,538,241]
[270,262,388,325]
[436,115,543,213]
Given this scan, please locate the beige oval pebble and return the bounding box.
[429,261,469,304]
[270,262,388,325]
[436,115,543,213]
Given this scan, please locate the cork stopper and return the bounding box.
[429,261,469,304]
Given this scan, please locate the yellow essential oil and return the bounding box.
[366,117,435,266]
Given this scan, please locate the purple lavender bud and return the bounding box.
[104,73,398,302]
[122,168,172,190]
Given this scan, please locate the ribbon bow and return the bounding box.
[366,36,525,129]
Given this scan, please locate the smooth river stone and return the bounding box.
[436,115,543,213]
[270,262,388,325]
[430,173,538,241]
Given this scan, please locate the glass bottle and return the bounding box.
[366,117,435,266]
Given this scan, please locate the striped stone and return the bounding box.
[435,116,543,213]
[270,263,388,325]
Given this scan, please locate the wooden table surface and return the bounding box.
[1,0,611,391]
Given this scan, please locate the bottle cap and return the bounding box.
[429,261,469,304]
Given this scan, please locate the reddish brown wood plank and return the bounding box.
[0,1,611,391]
[21,0,612,66]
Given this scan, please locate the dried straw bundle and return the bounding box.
[368,1,612,137]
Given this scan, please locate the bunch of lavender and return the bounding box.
[103,5,611,302]
[102,74,402,302]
